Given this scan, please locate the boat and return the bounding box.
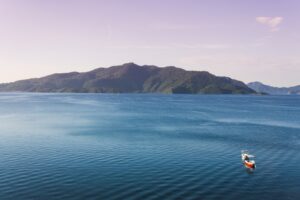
[241,150,256,169]
[244,159,255,168]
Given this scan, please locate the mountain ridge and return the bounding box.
[0,63,256,94]
[247,81,300,95]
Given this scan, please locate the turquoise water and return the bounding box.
[0,93,299,200]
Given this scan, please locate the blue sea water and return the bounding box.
[0,93,299,200]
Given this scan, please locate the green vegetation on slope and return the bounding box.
[0,63,255,94]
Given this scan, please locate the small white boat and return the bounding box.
[241,150,256,168]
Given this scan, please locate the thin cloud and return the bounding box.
[151,23,199,31]
[105,43,231,50]
[172,43,231,49]
[256,16,283,32]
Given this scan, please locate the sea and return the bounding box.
[0,93,299,200]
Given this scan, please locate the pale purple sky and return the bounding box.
[0,0,299,86]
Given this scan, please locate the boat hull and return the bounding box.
[244,160,255,168]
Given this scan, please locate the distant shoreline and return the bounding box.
[0,91,269,96]
[0,63,256,95]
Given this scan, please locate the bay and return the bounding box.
[0,93,299,200]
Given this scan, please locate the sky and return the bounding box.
[0,0,299,86]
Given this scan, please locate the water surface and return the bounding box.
[0,94,299,199]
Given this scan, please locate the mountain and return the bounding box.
[248,82,300,95]
[0,63,255,94]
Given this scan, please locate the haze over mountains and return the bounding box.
[0,63,255,94]
[248,82,300,95]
